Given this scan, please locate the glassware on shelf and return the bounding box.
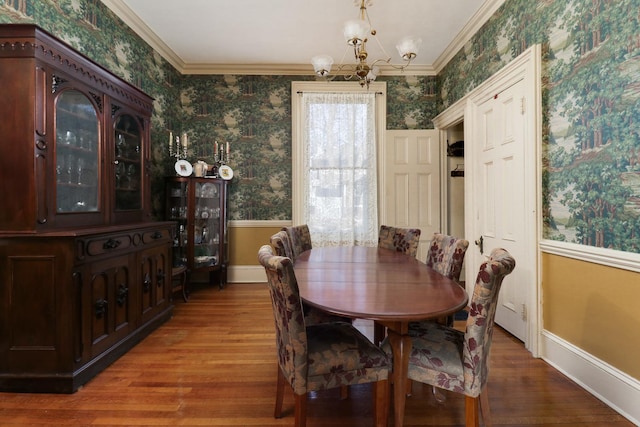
[116,133,126,157]
[76,158,85,185]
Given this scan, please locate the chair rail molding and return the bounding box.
[540,240,640,273]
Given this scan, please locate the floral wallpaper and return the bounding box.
[439,0,640,253]
[2,0,639,253]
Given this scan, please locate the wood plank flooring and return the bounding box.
[0,283,633,426]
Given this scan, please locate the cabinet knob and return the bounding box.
[94,299,108,318]
[157,270,165,286]
[143,273,151,292]
[103,239,121,250]
[116,284,128,307]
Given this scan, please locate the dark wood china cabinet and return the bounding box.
[166,177,229,289]
[0,24,174,393]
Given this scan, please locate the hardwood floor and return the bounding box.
[0,283,633,426]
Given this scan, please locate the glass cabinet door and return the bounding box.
[114,114,142,211]
[167,179,188,267]
[55,90,99,213]
[193,180,221,269]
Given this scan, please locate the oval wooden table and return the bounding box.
[294,246,469,427]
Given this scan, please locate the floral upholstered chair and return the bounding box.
[377,225,421,258]
[425,233,469,282]
[270,231,347,326]
[258,245,389,427]
[270,230,295,261]
[383,248,516,427]
[374,225,422,344]
[420,233,470,327]
[282,225,313,259]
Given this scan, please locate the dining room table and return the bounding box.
[294,245,469,427]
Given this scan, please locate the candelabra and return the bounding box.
[168,132,188,160]
[213,141,230,165]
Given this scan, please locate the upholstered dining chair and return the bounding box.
[270,230,295,261]
[374,225,422,345]
[270,231,347,326]
[410,234,468,401]
[282,224,313,259]
[258,245,389,427]
[383,248,516,427]
[377,225,421,258]
[425,233,470,282]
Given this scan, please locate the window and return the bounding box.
[292,81,387,246]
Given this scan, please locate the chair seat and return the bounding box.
[307,322,389,390]
[408,322,465,382]
[382,322,466,392]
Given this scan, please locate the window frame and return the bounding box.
[291,81,387,228]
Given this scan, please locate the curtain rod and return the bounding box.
[296,91,383,95]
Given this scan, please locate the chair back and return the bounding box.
[282,225,313,258]
[425,233,469,281]
[270,230,295,261]
[377,225,421,258]
[257,245,308,393]
[463,248,516,397]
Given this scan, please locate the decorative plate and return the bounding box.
[174,160,193,177]
[201,182,217,198]
[219,164,233,180]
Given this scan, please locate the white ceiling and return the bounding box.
[100,0,503,75]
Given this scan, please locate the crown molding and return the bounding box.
[100,0,185,71]
[433,0,506,73]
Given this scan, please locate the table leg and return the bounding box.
[387,328,411,427]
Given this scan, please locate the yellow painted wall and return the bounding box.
[542,253,640,380]
[228,226,281,266]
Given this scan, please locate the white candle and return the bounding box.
[226,141,229,155]
[214,141,218,156]
[182,132,188,149]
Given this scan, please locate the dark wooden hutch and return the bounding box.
[0,24,174,393]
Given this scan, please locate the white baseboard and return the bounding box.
[541,330,640,426]
[227,265,266,283]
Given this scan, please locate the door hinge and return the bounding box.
[521,303,527,321]
[521,97,526,114]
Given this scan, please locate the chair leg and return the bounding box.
[294,393,308,427]
[373,379,389,427]
[274,367,285,419]
[464,395,480,427]
[480,388,493,427]
[340,385,349,399]
[373,322,385,346]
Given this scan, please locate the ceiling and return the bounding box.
[100,0,503,75]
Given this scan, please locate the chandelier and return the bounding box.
[311,0,422,89]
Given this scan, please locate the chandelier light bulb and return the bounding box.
[343,19,370,46]
[396,36,422,61]
[311,55,334,76]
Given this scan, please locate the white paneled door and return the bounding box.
[383,130,440,261]
[465,41,542,350]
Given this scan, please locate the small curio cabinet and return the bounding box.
[0,24,174,393]
[166,177,229,289]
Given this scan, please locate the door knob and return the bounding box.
[474,235,484,254]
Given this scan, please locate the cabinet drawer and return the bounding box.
[85,234,132,257]
[142,228,171,244]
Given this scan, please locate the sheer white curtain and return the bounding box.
[301,91,378,247]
